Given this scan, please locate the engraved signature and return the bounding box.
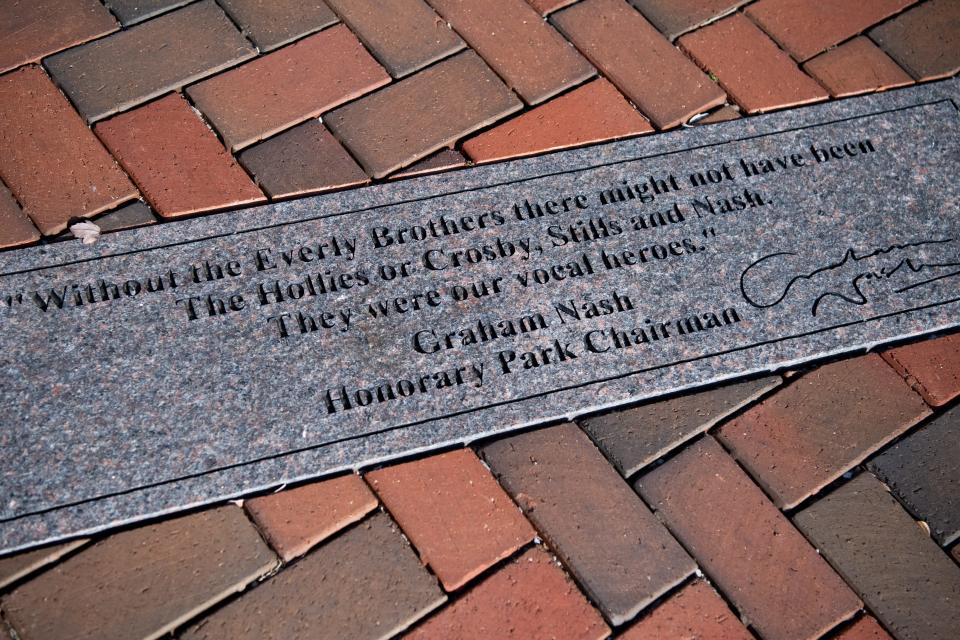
[739,238,960,316]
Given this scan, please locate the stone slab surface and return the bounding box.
[1,79,959,553]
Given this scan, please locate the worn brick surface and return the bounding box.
[795,473,960,640]
[553,0,725,129]
[803,37,914,98]
[527,0,578,15]
[3,507,276,640]
[636,437,861,640]
[406,547,609,640]
[695,105,741,125]
[715,354,931,509]
[245,473,378,561]
[867,405,960,545]
[187,25,389,150]
[0,183,40,250]
[428,0,594,104]
[835,616,895,640]
[218,0,339,51]
[883,333,960,407]
[367,449,534,591]
[181,512,445,640]
[238,120,369,198]
[326,51,522,178]
[463,78,652,163]
[619,579,752,639]
[0,540,86,590]
[579,376,779,477]
[104,0,192,25]
[480,423,695,625]
[630,0,749,40]
[0,0,116,74]
[745,0,917,62]
[45,1,255,122]
[326,0,464,77]
[392,149,468,178]
[679,14,828,114]
[95,93,265,218]
[870,0,960,81]
[91,200,158,233]
[0,67,137,235]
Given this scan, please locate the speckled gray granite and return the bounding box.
[1,79,958,553]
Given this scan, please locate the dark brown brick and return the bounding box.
[835,616,895,640]
[181,512,445,640]
[0,540,86,590]
[326,0,465,77]
[0,0,116,74]
[0,183,40,250]
[427,0,595,104]
[245,473,378,561]
[0,66,137,235]
[406,547,610,640]
[869,0,960,80]
[104,0,192,25]
[694,105,741,125]
[187,25,389,150]
[326,51,522,178]
[630,0,750,39]
[3,507,277,640]
[619,579,752,640]
[92,200,157,234]
[794,473,960,640]
[238,120,369,198]
[745,0,917,62]
[391,149,468,178]
[579,376,779,477]
[95,93,265,219]
[527,0,578,15]
[636,437,861,640]
[366,449,534,591]
[480,423,695,625]
[803,36,914,98]
[218,0,339,51]
[45,1,255,123]
[883,333,960,407]
[552,0,725,129]
[678,13,828,114]
[867,405,960,545]
[715,355,930,509]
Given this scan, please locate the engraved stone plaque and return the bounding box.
[2,79,958,552]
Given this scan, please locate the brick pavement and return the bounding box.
[0,2,958,638]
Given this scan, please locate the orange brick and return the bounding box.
[803,37,913,97]
[883,333,960,407]
[835,616,895,640]
[619,579,752,639]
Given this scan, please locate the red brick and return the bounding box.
[463,79,652,163]
[427,0,595,104]
[630,0,750,40]
[716,355,931,509]
[3,507,277,640]
[45,1,256,122]
[803,36,914,98]
[181,512,445,640]
[366,449,534,591]
[326,51,522,178]
[870,0,960,82]
[883,334,960,407]
[745,0,917,62]
[0,539,86,590]
[0,183,39,249]
[527,0,578,15]
[480,423,695,625]
[406,547,609,640]
[238,120,369,199]
[552,0,725,129]
[835,616,894,640]
[694,105,741,125]
[95,94,264,219]
[391,149,468,178]
[188,26,389,151]
[679,14,828,114]
[0,0,116,74]
[326,0,465,77]
[0,67,137,235]
[619,579,752,640]
[218,0,339,51]
[245,473,378,561]
[635,437,861,640]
